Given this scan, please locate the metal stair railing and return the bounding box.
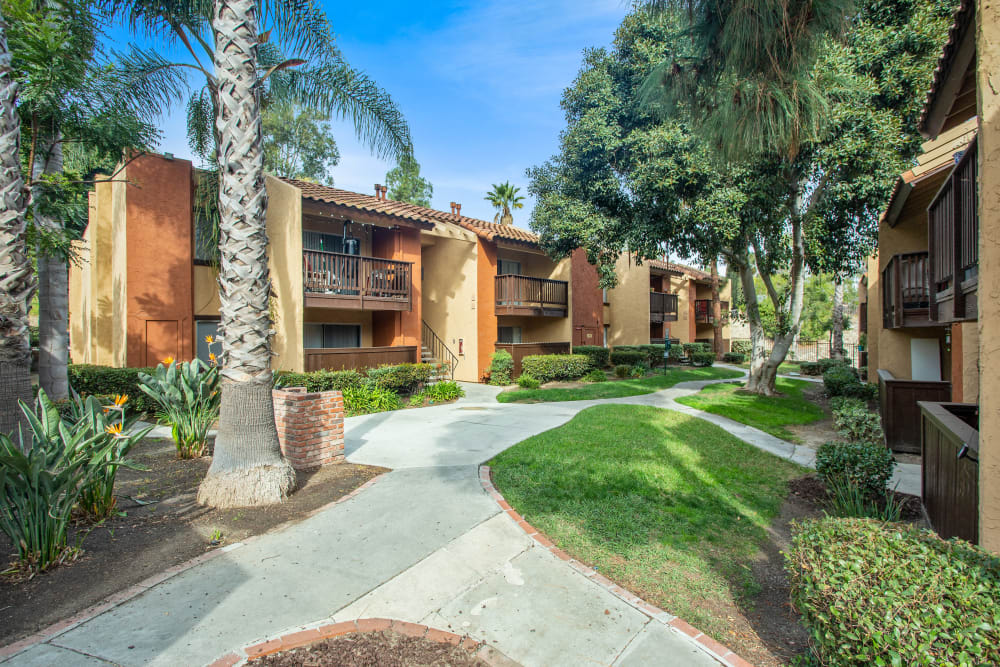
[421,320,458,380]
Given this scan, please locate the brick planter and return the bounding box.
[272,387,345,470]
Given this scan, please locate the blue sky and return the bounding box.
[107,1,629,226]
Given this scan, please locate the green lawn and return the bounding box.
[675,377,825,442]
[490,404,803,645]
[496,367,744,403]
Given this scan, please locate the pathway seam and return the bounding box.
[479,465,753,667]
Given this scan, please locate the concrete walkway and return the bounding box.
[2,368,917,666]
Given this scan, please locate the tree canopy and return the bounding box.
[262,100,339,182]
[385,155,433,206]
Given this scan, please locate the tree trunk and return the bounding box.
[0,12,35,437]
[711,258,722,359]
[832,276,844,359]
[32,137,69,401]
[197,0,295,508]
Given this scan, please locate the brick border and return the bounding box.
[0,474,386,663]
[479,465,753,667]
[209,618,514,667]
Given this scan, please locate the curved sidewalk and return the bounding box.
[0,369,912,667]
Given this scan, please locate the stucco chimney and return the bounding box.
[380,185,388,200]
[374,184,383,200]
[449,202,456,214]
[455,203,462,216]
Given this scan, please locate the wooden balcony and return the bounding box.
[650,292,679,323]
[928,137,978,323]
[694,300,729,324]
[881,252,934,328]
[920,401,979,543]
[495,275,568,317]
[304,345,418,372]
[303,250,412,311]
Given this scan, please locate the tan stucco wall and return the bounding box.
[110,177,128,367]
[265,176,304,372]
[607,254,651,346]
[421,225,480,382]
[193,266,221,316]
[960,321,980,402]
[977,0,1000,551]
[69,233,90,364]
[495,246,573,345]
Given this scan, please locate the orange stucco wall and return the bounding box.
[124,155,194,367]
[371,227,422,348]
[476,238,498,379]
[571,247,603,346]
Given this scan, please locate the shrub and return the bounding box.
[610,349,645,366]
[415,380,465,404]
[683,342,710,356]
[816,440,894,498]
[520,354,591,383]
[365,363,434,394]
[722,352,745,364]
[833,404,884,444]
[275,369,364,393]
[614,364,631,378]
[667,345,683,362]
[573,345,609,368]
[583,369,607,383]
[629,364,648,378]
[488,350,514,386]
[828,396,865,413]
[841,380,878,402]
[691,352,715,367]
[0,392,127,572]
[638,344,665,367]
[68,365,159,414]
[342,385,401,416]
[825,476,905,521]
[798,361,822,376]
[786,518,1000,666]
[139,360,221,459]
[731,339,752,356]
[817,357,849,374]
[517,374,541,389]
[822,364,859,396]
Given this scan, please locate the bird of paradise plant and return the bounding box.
[138,356,221,459]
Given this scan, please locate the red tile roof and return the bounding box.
[282,178,541,246]
[650,259,711,281]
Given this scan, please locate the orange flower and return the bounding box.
[209,352,216,363]
[162,356,174,365]
[105,423,123,436]
[113,394,128,407]
[205,335,214,344]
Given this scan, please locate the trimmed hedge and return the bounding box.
[488,350,513,386]
[691,352,715,367]
[823,364,860,395]
[365,363,434,394]
[722,352,745,364]
[68,364,159,413]
[275,369,365,393]
[638,344,665,367]
[833,404,884,444]
[610,349,645,366]
[816,440,894,497]
[520,354,591,383]
[573,345,610,368]
[683,342,710,355]
[799,361,822,376]
[786,518,1000,666]
[517,374,540,389]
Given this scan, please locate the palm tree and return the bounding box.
[117,0,413,507]
[484,181,525,225]
[0,10,34,436]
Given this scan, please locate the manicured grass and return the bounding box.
[675,377,825,442]
[490,404,803,645]
[495,367,744,403]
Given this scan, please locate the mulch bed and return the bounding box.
[0,437,386,646]
[255,630,500,667]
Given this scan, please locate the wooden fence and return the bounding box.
[495,342,571,377]
[920,401,979,543]
[304,346,418,372]
[878,369,952,454]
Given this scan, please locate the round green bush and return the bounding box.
[517,374,541,389]
[816,440,894,497]
[833,404,884,444]
[823,364,860,396]
[629,364,648,378]
[573,345,610,368]
[722,352,745,364]
[613,364,631,378]
[583,369,607,383]
[520,354,591,383]
[488,350,514,386]
[786,518,1000,666]
[690,352,715,367]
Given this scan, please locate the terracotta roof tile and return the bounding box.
[650,259,711,280]
[281,178,540,245]
[918,0,974,135]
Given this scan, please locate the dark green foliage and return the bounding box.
[614,364,632,379]
[412,381,464,405]
[822,364,860,396]
[341,385,401,417]
[385,155,433,207]
[817,358,848,373]
[730,339,752,356]
[667,345,684,361]
[275,369,365,393]
[841,380,879,402]
[691,352,715,367]
[610,350,645,366]
[786,518,1000,666]
[722,352,745,364]
[798,361,822,376]
[583,369,607,383]
[520,355,591,383]
[833,404,884,444]
[683,343,710,355]
[573,345,610,368]
[638,344,666,367]
[68,365,158,414]
[488,351,514,386]
[816,441,894,497]
[517,375,541,389]
[365,363,434,394]
[829,396,866,413]
[262,100,340,182]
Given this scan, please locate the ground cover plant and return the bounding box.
[496,366,742,403]
[786,518,1000,666]
[490,404,803,651]
[675,378,825,442]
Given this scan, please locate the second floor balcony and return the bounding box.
[882,251,933,329]
[695,299,729,324]
[650,291,678,323]
[303,249,412,311]
[495,274,568,317]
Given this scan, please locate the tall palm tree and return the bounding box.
[484,181,525,225]
[0,10,34,436]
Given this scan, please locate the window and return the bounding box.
[498,259,521,275]
[602,288,608,304]
[303,323,361,349]
[497,326,522,344]
[303,231,360,255]
[193,211,218,265]
[603,324,609,348]
[195,319,220,363]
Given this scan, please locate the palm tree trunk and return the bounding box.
[711,258,722,359]
[831,276,844,359]
[33,137,69,401]
[197,0,295,508]
[0,11,35,436]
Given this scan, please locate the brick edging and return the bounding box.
[0,474,387,662]
[209,618,512,667]
[478,465,753,667]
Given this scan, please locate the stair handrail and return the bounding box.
[421,320,458,380]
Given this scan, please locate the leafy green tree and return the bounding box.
[262,100,339,182]
[385,155,432,206]
[757,273,857,341]
[484,181,525,225]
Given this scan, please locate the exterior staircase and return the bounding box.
[421,321,458,382]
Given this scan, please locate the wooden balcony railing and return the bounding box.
[920,401,979,543]
[694,300,729,324]
[878,369,951,454]
[928,136,978,322]
[495,275,568,317]
[303,250,412,311]
[650,292,679,323]
[882,251,933,329]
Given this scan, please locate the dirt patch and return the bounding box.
[0,437,386,645]
[256,630,502,667]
